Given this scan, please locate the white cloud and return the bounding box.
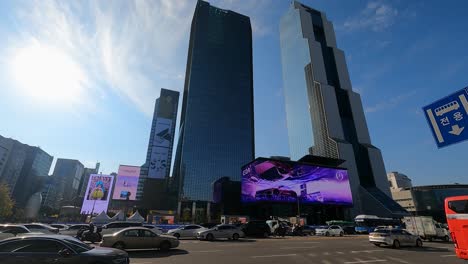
[4,0,271,117]
[365,91,416,113]
[343,1,398,32]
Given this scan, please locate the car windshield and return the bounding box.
[373,229,391,234]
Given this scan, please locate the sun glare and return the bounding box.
[12,43,86,106]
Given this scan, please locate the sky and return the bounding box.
[0,0,467,186]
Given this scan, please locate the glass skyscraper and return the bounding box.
[280,2,407,217]
[174,0,255,202]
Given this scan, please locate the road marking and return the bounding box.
[386,257,410,264]
[190,250,224,253]
[336,251,345,254]
[308,253,317,257]
[322,260,332,264]
[280,246,317,249]
[440,254,456,257]
[251,254,297,258]
[351,250,384,253]
[323,252,330,255]
[344,260,387,264]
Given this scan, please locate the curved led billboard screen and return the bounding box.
[241,158,353,206]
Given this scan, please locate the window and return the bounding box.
[3,226,29,234]
[218,226,230,230]
[63,238,92,253]
[140,230,156,237]
[15,240,67,253]
[123,230,139,237]
[185,226,198,230]
[449,200,468,214]
[0,240,31,252]
[24,224,44,229]
[401,230,411,236]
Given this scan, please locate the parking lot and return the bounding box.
[127,235,463,264]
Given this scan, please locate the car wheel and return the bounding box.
[173,233,180,239]
[339,232,344,237]
[160,241,171,252]
[416,239,423,247]
[392,240,400,249]
[206,233,214,241]
[325,232,330,236]
[113,242,126,250]
[233,233,240,240]
[443,236,449,242]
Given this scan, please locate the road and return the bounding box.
[127,235,463,264]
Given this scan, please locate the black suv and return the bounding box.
[241,221,271,237]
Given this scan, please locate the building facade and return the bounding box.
[173,0,255,204]
[0,135,53,207]
[279,2,406,217]
[139,88,179,210]
[388,171,413,192]
[49,159,85,209]
[391,185,468,222]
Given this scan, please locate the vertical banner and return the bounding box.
[148,116,172,180]
[80,174,114,215]
[112,165,141,200]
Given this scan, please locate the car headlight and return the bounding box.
[113,258,128,264]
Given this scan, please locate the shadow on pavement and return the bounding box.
[128,249,189,258]
[207,238,257,243]
[398,246,452,253]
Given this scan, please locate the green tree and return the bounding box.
[0,183,14,220]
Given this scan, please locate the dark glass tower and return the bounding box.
[280,1,407,217]
[174,0,255,202]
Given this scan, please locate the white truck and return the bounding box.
[403,216,449,241]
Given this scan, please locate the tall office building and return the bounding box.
[174,0,255,203]
[49,158,84,209]
[139,89,179,209]
[280,2,406,217]
[78,162,100,199]
[0,135,53,207]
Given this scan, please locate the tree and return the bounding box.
[0,183,14,220]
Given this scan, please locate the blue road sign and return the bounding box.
[423,87,468,148]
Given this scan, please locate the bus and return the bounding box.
[445,195,468,260]
[354,215,402,234]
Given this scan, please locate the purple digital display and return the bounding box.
[241,159,353,206]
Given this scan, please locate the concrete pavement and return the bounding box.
[128,235,462,264]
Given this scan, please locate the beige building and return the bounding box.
[387,172,413,192]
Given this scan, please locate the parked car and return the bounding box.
[315,225,344,236]
[101,221,142,234]
[369,229,423,249]
[200,223,219,229]
[197,224,245,241]
[22,223,59,234]
[143,225,163,234]
[0,225,43,240]
[101,227,179,251]
[241,221,271,237]
[0,235,129,264]
[59,224,90,236]
[50,224,69,230]
[167,225,207,239]
[342,225,356,235]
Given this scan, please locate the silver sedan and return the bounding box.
[369,229,423,249]
[197,224,244,241]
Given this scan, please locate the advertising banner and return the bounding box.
[148,146,169,179]
[154,118,173,148]
[241,159,353,206]
[80,174,114,214]
[112,165,140,200]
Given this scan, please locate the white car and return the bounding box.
[22,223,59,234]
[197,224,244,241]
[0,225,43,240]
[167,225,207,239]
[315,225,344,236]
[369,229,423,249]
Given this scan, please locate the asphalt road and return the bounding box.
[127,235,463,264]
